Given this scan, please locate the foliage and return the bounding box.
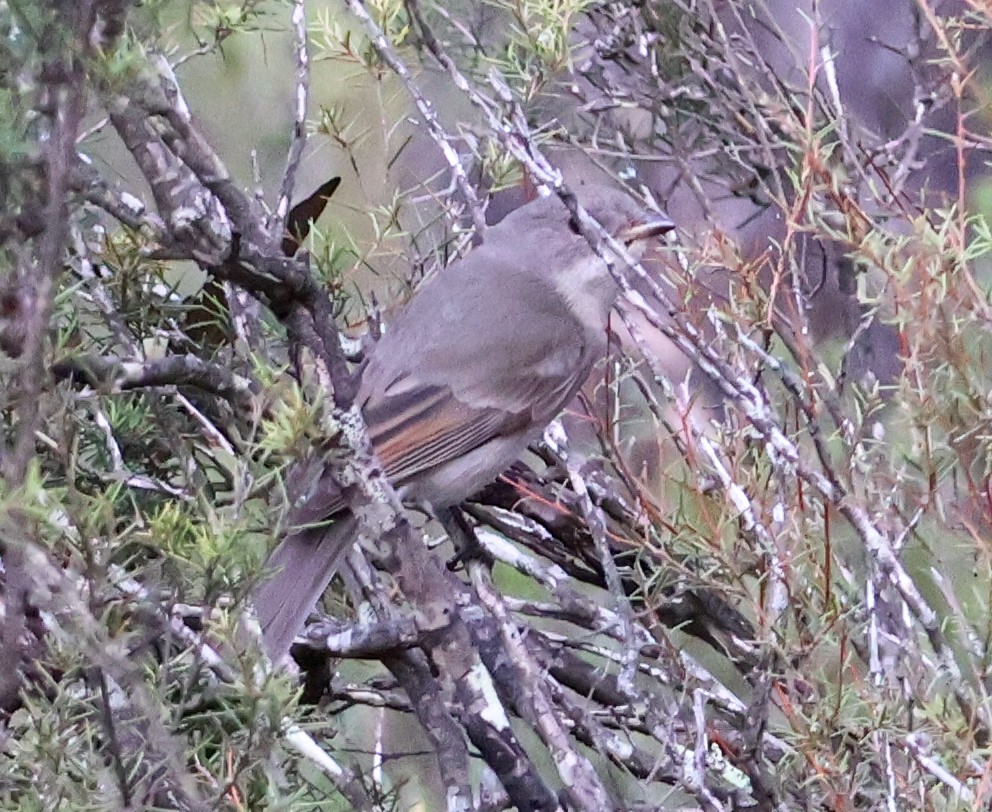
[2,0,992,809]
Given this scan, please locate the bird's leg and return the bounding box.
[435,505,493,572]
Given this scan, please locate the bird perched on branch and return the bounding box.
[255,183,675,661]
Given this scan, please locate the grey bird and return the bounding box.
[255,184,675,660]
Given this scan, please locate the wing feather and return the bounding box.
[356,262,601,488]
[364,382,530,484]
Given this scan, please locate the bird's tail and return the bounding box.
[253,513,358,662]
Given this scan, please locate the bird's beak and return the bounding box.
[619,215,676,244]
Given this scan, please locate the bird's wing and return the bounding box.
[359,260,599,486]
[277,373,552,530]
[363,382,529,483]
[363,334,591,486]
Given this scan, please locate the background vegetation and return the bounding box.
[1,0,991,809]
